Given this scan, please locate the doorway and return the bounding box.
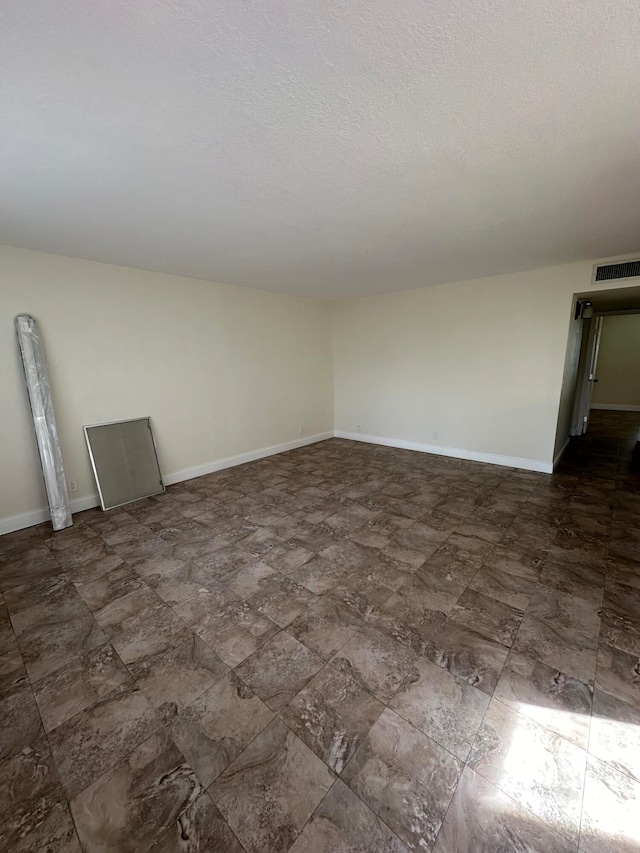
[554,284,640,469]
[570,312,603,437]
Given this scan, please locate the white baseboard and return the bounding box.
[334,430,553,474]
[0,431,333,537]
[162,432,334,486]
[553,437,570,469]
[0,494,101,537]
[590,404,640,412]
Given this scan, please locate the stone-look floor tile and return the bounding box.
[49,684,160,799]
[0,645,28,701]
[528,585,602,639]
[198,600,279,667]
[514,614,599,686]
[247,574,315,627]
[171,587,238,633]
[328,572,394,621]
[281,521,339,554]
[0,544,60,591]
[63,552,127,586]
[455,519,505,546]
[600,582,640,656]
[432,766,574,853]
[128,553,189,582]
[0,686,43,766]
[538,559,605,606]
[603,556,640,591]
[222,558,279,598]
[396,570,465,615]
[181,539,245,575]
[170,672,274,787]
[580,754,640,853]
[589,689,640,783]
[74,565,145,612]
[92,585,164,638]
[325,504,382,536]
[549,531,608,569]
[288,597,361,660]
[448,588,523,646]
[506,515,560,548]
[481,544,545,582]
[426,621,509,694]
[289,778,408,853]
[342,708,462,852]
[0,729,77,851]
[367,510,417,533]
[261,541,314,575]
[236,526,285,558]
[70,730,202,853]
[53,538,119,572]
[355,552,416,592]
[607,530,640,565]
[113,534,174,564]
[1,792,82,852]
[420,541,485,587]
[15,610,107,683]
[0,604,16,656]
[33,642,132,732]
[130,634,228,714]
[595,643,640,709]
[282,666,384,774]
[148,791,243,853]
[467,564,536,611]
[1,422,639,851]
[148,563,230,607]
[348,523,392,552]
[382,539,434,570]
[0,526,42,555]
[366,592,445,655]
[494,650,593,749]
[390,517,449,552]
[235,631,324,712]
[468,698,587,846]
[209,717,334,853]
[320,539,372,572]
[440,530,495,560]
[108,599,193,668]
[5,573,84,627]
[390,657,489,760]
[287,554,349,594]
[330,626,417,702]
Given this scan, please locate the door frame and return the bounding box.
[571,316,603,436]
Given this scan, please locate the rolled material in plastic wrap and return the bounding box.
[15,314,72,531]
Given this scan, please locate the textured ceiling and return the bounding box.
[1,1,640,298]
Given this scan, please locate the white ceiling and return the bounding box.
[1,1,640,299]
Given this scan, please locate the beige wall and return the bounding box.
[1,245,333,528]
[592,314,640,408]
[333,261,638,470]
[3,244,639,531]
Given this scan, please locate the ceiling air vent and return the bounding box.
[594,260,640,281]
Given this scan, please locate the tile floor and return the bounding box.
[1,410,639,852]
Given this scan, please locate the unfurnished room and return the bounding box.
[1,2,640,852]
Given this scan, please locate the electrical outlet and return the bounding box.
[68,479,78,493]
[298,424,305,436]
[356,424,362,432]
[433,431,438,441]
